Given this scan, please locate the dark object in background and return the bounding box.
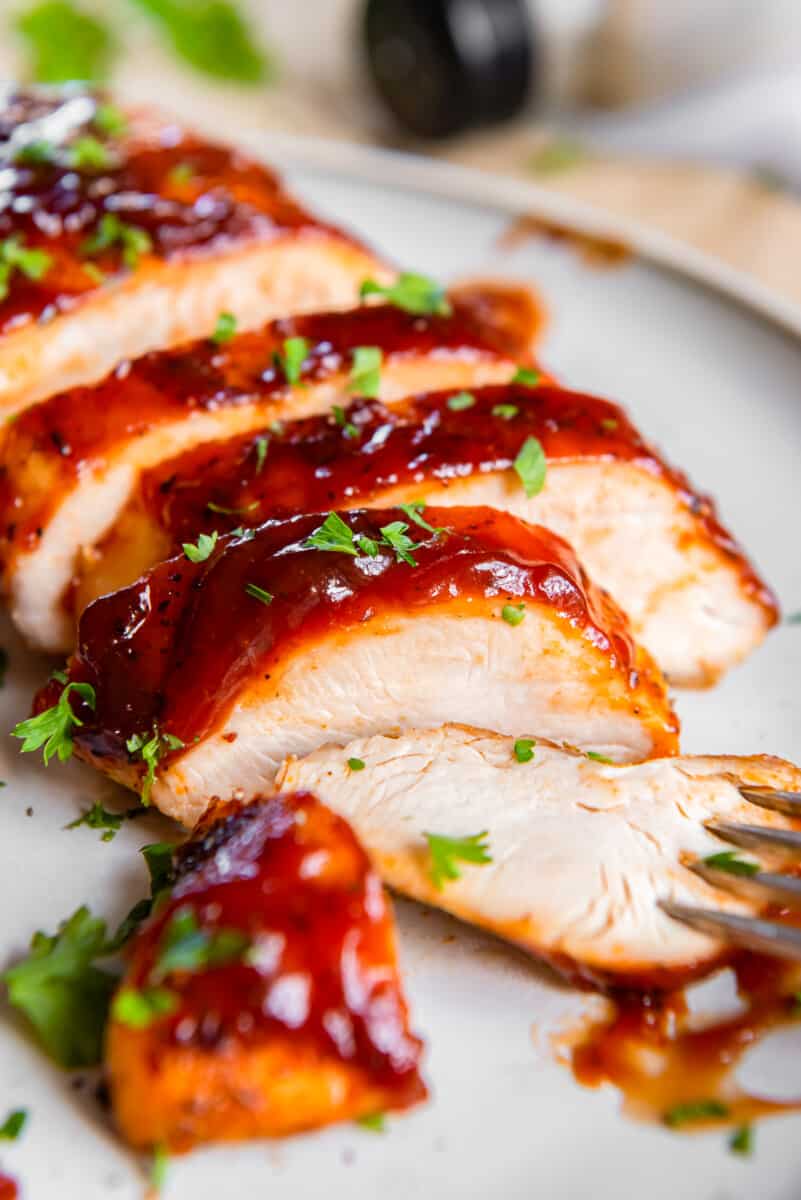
[364,0,535,139]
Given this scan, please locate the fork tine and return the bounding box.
[740,786,801,817]
[659,899,801,961]
[706,819,801,854]
[689,860,801,906]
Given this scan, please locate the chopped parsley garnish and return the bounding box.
[347,757,365,772]
[151,1143,169,1192]
[360,272,451,317]
[245,582,273,606]
[183,530,218,563]
[82,261,105,285]
[513,436,547,498]
[69,135,114,171]
[111,985,178,1029]
[729,1124,753,1156]
[126,727,184,806]
[12,681,96,765]
[397,501,444,535]
[109,842,176,951]
[349,346,382,398]
[447,391,475,412]
[379,520,420,566]
[80,213,152,269]
[273,335,309,385]
[93,103,127,137]
[502,603,525,626]
[702,850,759,877]
[356,1111,386,1132]
[206,499,258,516]
[513,367,541,388]
[15,1,115,84]
[529,138,586,175]
[0,1109,27,1141]
[332,404,359,439]
[254,435,269,472]
[151,907,250,982]
[2,905,116,1067]
[514,738,535,763]
[134,0,272,84]
[0,235,52,300]
[15,139,55,164]
[600,417,619,432]
[66,800,145,842]
[586,751,614,764]
[424,831,492,890]
[229,525,256,541]
[662,1099,729,1128]
[211,310,237,344]
[168,161,194,186]
[303,512,361,556]
[492,403,518,420]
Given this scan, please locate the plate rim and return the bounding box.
[252,130,801,344]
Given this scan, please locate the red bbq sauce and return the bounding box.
[41,506,651,769]
[0,288,536,565]
[129,380,776,624]
[0,89,354,334]
[119,791,425,1100]
[0,1174,17,1200]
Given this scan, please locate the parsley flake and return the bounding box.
[447,391,475,412]
[0,235,52,300]
[356,1111,386,1132]
[69,135,113,171]
[151,907,250,982]
[729,1124,754,1156]
[502,603,525,626]
[167,161,194,186]
[183,530,218,563]
[211,311,237,344]
[0,1109,27,1141]
[513,367,541,388]
[347,757,365,772]
[513,436,547,498]
[66,801,145,842]
[379,520,420,566]
[360,272,451,317]
[2,905,116,1067]
[245,582,273,606]
[702,850,759,877]
[206,499,258,516]
[663,1099,729,1128]
[12,681,96,765]
[600,417,619,432]
[93,103,127,137]
[332,404,359,439]
[397,501,444,535]
[111,985,178,1029]
[273,336,309,385]
[15,1,115,84]
[80,213,152,268]
[254,435,269,473]
[514,738,535,763]
[349,346,382,398]
[586,751,615,764]
[302,512,360,556]
[492,403,518,420]
[15,139,55,164]
[151,1143,169,1192]
[424,831,492,890]
[126,727,184,806]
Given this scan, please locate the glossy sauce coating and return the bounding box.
[0,290,533,567]
[0,1174,17,1200]
[130,382,777,624]
[0,89,352,334]
[120,791,425,1100]
[44,506,644,768]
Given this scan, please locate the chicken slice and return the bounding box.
[0,283,536,652]
[277,725,801,989]
[0,87,390,418]
[106,790,425,1150]
[35,507,678,827]
[78,383,776,686]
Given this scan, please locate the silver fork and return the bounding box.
[660,786,801,961]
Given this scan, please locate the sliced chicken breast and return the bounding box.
[77,383,777,686]
[0,86,390,418]
[277,725,801,989]
[0,284,536,651]
[107,790,425,1150]
[35,507,678,826]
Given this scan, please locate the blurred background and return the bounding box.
[3,0,800,305]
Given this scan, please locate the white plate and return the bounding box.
[1,140,800,1200]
